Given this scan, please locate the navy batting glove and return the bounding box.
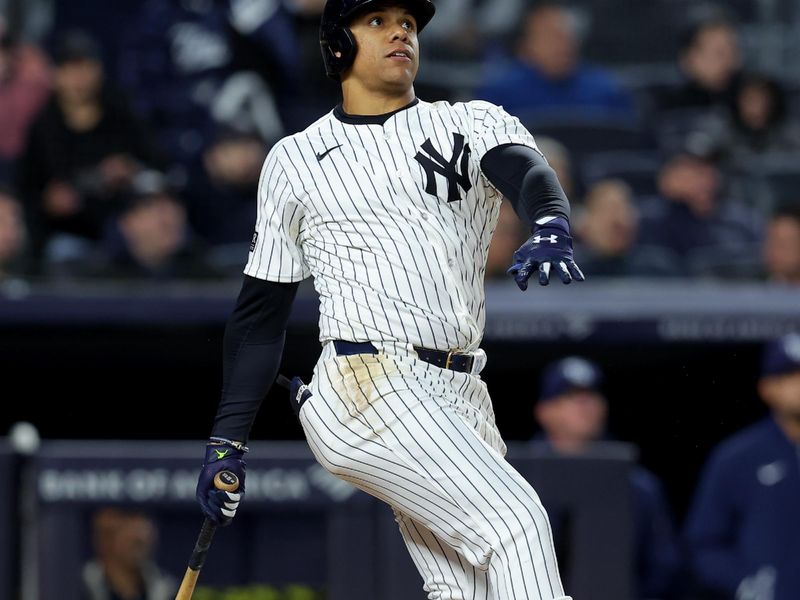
[507,216,585,290]
[195,438,246,526]
[288,376,312,417]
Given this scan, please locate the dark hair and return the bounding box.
[52,29,102,66]
[732,72,788,130]
[0,183,20,201]
[679,5,737,54]
[771,203,800,224]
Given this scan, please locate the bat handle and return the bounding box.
[176,470,240,599]
[188,471,240,571]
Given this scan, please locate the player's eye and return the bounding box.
[368,16,382,26]
[402,19,416,31]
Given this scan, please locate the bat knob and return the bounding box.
[213,470,239,492]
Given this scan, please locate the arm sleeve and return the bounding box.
[480,143,570,226]
[210,275,299,442]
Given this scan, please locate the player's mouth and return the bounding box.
[386,47,413,62]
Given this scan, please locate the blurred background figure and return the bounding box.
[0,14,51,183]
[116,0,300,187]
[16,28,164,271]
[476,1,635,123]
[82,507,175,600]
[652,8,742,116]
[87,171,222,281]
[573,179,645,277]
[721,73,800,166]
[637,147,762,278]
[185,127,267,273]
[0,185,31,279]
[421,0,524,62]
[683,333,800,600]
[532,356,683,599]
[762,206,800,286]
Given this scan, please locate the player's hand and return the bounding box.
[507,216,585,290]
[277,374,313,417]
[195,439,246,526]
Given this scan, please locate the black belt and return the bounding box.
[333,341,475,373]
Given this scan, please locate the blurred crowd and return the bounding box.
[1,0,800,284]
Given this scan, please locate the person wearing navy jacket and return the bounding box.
[684,333,800,600]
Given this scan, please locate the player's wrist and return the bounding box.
[208,436,249,453]
[533,215,570,235]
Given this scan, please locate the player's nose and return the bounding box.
[389,24,410,43]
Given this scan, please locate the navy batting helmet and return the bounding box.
[320,0,436,81]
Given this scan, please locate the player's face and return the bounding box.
[347,5,419,93]
[760,371,800,419]
[536,390,607,448]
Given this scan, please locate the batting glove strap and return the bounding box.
[196,441,246,526]
[507,216,585,290]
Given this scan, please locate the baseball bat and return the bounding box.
[175,470,240,600]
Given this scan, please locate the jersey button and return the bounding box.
[448,258,455,267]
[421,213,429,221]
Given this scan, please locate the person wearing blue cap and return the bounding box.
[533,356,683,599]
[684,333,800,600]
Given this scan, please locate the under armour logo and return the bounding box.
[414,132,472,203]
[533,234,559,244]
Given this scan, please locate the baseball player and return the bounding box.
[195,1,583,598]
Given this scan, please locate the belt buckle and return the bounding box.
[444,350,455,370]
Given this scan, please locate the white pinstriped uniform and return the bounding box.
[246,99,571,600]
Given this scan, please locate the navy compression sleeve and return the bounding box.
[480,143,570,226]
[211,276,299,442]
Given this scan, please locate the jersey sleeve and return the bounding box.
[465,100,542,163]
[244,145,311,282]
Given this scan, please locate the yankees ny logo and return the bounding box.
[414,132,472,203]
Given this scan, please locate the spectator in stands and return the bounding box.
[532,356,683,599]
[0,15,51,182]
[0,186,31,279]
[573,179,647,277]
[475,2,635,123]
[651,10,742,117]
[16,29,164,268]
[421,0,525,62]
[486,201,527,280]
[82,507,175,600]
[721,73,800,166]
[117,0,299,174]
[637,147,762,277]
[87,171,222,281]
[188,128,266,248]
[684,333,800,600]
[762,206,800,285]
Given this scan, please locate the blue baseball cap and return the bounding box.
[761,333,800,377]
[538,356,604,403]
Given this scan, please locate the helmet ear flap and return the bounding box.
[321,25,357,81]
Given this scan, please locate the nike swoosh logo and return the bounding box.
[214,449,229,459]
[316,145,342,162]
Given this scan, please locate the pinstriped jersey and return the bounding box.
[244,99,540,352]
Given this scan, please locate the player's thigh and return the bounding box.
[307,353,554,554]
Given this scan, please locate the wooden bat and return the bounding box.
[175,470,240,600]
